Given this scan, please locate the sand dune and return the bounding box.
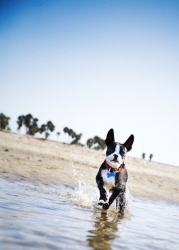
[0,130,179,204]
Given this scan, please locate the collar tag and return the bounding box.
[107,172,116,178]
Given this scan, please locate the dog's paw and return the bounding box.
[102,203,109,210]
[98,199,108,206]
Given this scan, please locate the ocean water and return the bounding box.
[0,178,179,250]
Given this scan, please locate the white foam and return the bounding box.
[70,180,133,214]
[71,180,99,209]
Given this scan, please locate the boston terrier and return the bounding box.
[96,129,134,213]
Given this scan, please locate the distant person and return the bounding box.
[149,154,153,161]
[142,153,146,159]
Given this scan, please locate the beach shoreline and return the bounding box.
[0,130,179,204]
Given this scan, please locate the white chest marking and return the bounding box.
[101,169,115,190]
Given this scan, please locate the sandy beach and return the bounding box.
[0,130,179,204]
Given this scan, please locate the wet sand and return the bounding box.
[0,130,179,204]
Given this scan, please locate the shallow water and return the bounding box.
[0,178,179,250]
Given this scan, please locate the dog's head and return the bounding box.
[105,128,134,169]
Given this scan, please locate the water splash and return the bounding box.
[70,180,133,214]
[71,180,99,209]
[125,186,133,211]
[62,164,133,212]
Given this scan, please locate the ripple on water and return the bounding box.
[0,178,179,250]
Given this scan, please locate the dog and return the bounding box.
[96,128,134,213]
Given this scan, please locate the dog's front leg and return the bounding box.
[102,187,120,209]
[96,172,108,203]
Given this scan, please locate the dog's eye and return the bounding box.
[106,148,113,155]
[120,147,126,157]
[106,146,115,155]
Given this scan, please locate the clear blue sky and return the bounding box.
[1,0,179,166]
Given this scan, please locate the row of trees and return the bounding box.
[17,114,55,138]
[0,113,105,149]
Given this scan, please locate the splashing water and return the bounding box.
[70,179,133,214]
[125,186,133,210]
[61,164,133,213]
[71,181,99,209]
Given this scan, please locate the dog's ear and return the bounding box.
[123,135,134,152]
[105,128,115,146]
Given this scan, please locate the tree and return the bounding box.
[94,136,106,150]
[0,113,10,130]
[17,114,39,136]
[39,121,55,138]
[63,126,83,144]
[38,124,46,134]
[71,133,83,145]
[63,126,69,142]
[28,117,39,135]
[47,121,55,132]
[17,115,25,130]
[63,127,69,134]
[86,138,94,148]
[149,154,153,161]
[86,135,105,150]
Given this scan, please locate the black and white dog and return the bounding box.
[96,129,134,213]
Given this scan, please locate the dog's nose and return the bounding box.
[113,154,118,161]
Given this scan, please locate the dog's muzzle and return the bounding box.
[105,158,121,169]
[105,159,125,173]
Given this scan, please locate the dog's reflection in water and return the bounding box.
[87,209,127,250]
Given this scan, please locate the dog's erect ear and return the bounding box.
[105,128,115,146]
[123,134,134,152]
